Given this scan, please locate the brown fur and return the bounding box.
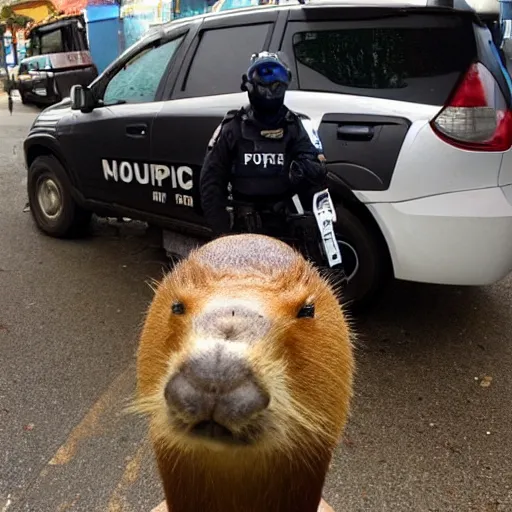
[133,234,355,512]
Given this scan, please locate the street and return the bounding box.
[0,96,511,512]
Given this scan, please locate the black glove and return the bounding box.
[288,156,327,187]
[288,160,305,186]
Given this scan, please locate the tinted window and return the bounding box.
[181,24,272,98]
[104,36,185,105]
[291,17,475,105]
[41,30,63,53]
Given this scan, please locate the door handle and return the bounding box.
[126,124,147,138]
[337,125,374,141]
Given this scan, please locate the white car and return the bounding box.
[24,0,512,311]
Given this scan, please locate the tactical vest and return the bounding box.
[230,109,299,199]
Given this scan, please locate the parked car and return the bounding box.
[17,14,98,107]
[22,0,512,310]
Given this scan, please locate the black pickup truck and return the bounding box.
[23,0,503,310]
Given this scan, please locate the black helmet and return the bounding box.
[241,51,292,116]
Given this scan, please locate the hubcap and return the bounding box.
[337,239,360,282]
[316,236,359,284]
[37,177,63,220]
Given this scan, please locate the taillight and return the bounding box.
[430,62,512,152]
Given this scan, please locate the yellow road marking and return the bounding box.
[49,364,136,466]
[1,495,12,512]
[56,494,80,511]
[107,441,150,512]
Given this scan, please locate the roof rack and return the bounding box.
[289,0,477,12]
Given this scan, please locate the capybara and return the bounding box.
[133,233,355,512]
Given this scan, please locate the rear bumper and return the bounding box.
[368,185,512,285]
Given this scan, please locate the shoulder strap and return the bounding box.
[285,108,302,123]
[207,108,242,150]
[289,110,324,154]
[223,109,240,123]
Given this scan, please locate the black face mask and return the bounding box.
[249,92,284,116]
[248,81,287,118]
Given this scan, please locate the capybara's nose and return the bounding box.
[164,343,270,428]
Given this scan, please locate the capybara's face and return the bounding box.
[135,235,354,461]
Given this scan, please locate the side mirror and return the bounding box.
[70,84,95,113]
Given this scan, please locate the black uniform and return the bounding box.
[199,104,327,236]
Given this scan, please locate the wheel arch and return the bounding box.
[327,171,395,278]
[25,136,79,190]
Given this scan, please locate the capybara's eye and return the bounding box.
[171,301,185,315]
[297,303,315,319]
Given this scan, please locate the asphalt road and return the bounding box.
[1,95,511,512]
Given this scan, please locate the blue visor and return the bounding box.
[248,60,290,86]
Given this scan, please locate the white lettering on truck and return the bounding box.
[101,159,193,190]
[153,191,167,204]
[175,193,194,207]
[119,161,133,183]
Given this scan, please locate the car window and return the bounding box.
[289,15,475,105]
[20,56,48,72]
[103,35,185,105]
[179,23,272,98]
[29,55,51,71]
[40,29,63,54]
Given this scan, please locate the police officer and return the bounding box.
[199,51,328,237]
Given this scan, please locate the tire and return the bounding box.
[27,155,92,238]
[321,205,391,314]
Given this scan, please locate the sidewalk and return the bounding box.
[0,90,41,115]
[0,90,17,102]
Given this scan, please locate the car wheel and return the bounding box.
[322,205,391,314]
[27,155,92,238]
